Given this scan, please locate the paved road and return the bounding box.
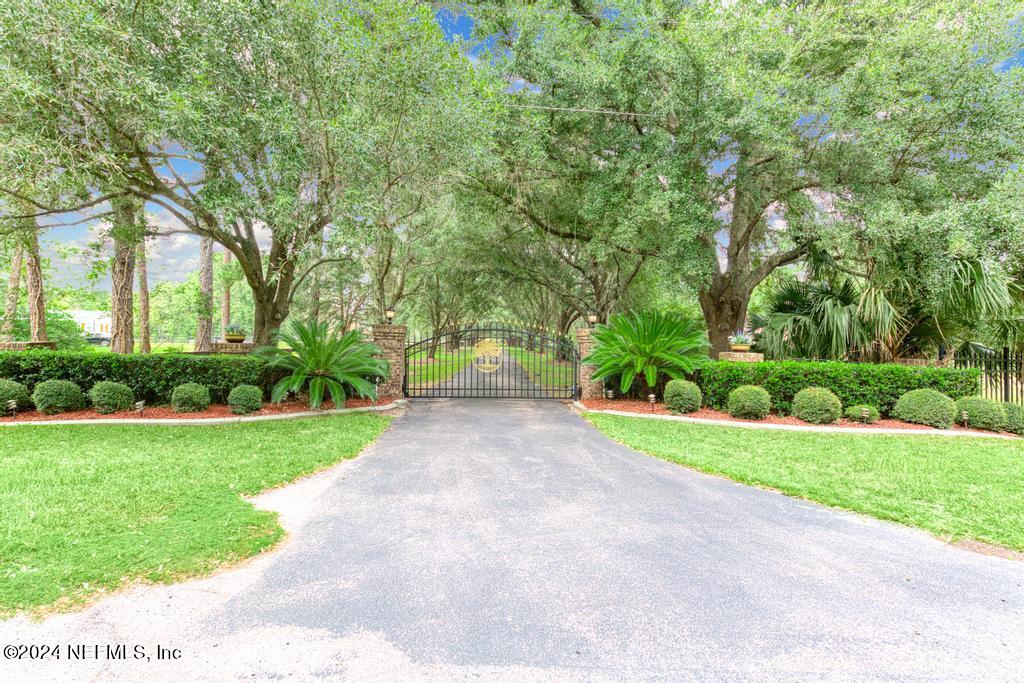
[3,400,1023,681]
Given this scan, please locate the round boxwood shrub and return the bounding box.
[663,379,702,414]
[32,379,86,415]
[171,383,211,413]
[88,381,135,415]
[727,385,771,420]
[893,389,956,429]
[792,387,842,424]
[954,396,1007,432]
[844,404,881,424]
[228,384,263,415]
[0,378,32,412]
[1005,403,1024,436]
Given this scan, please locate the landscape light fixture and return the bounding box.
[648,393,657,412]
[861,406,870,423]
[385,309,396,324]
[605,388,615,400]
[587,313,598,327]
[6,399,17,418]
[135,400,146,416]
[961,410,969,428]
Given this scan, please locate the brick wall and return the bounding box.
[209,342,256,354]
[371,324,407,398]
[0,341,56,351]
[576,328,603,400]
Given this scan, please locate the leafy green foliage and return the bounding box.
[727,386,772,420]
[586,311,708,393]
[0,414,388,614]
[1005,403,1024,436]
[227,384,263,415]
[791,387,842,425]
[0,379,32,411]
[171,383,210,413]
[893,389,957,429]
[31,379,85,415]
[0,351,277,404]
[257,320,387,409]
[663,379,702,414]
[586,413,1024,552]
[954,397,1008,433]
[87,381,134,415]
[693,360,978,415]
[845,405,881,424]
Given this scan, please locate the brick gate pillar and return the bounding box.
[575,327,604,401]
[371,324,407,399]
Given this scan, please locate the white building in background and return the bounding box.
[68,310,112,337]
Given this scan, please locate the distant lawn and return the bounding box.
[406,350,470,386]
[0,414,389,615]
[586,413,1024,552]
[509,348,575,388]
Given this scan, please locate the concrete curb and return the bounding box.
[573,401,1016,440]
[0,399,407,427]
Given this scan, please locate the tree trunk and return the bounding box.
[22,228,46,342]
[699,285,750,357]
[195,236,214,352]
[109,239,136,353]
[137,240,151,353]
[1,244,23,341]
[220,249,231,338]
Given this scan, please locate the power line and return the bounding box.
[504,102,660,118]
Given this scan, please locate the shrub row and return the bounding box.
[692,360,979,416]
[0,351,281,404]
[1,377,266,416]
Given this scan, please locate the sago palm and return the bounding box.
[256,320,388,409]
[584,311,709,394]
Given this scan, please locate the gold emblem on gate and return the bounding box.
[472,339,502,373]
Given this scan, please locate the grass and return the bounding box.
[585,413,1024,552]
[508,348,575,388]
[405,350,470,386]
[0,414,389,615]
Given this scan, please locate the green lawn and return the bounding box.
[509,348,575,388]
[586,413,1024,552]
[0,414,389,615]
[406,350,470,386]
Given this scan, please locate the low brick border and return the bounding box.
[573,401,1016,440]
[0,399,407,428]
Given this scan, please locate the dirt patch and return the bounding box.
[0,396,398,422]
[581,398,1017,436]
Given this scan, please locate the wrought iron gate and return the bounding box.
[404,323,579,399]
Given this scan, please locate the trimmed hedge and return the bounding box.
[893,389,957,429]
[32,379,86,415]
[845,405,881,424]
[88,381,135,414]
[171,383,211,412]
[1005,403,1024,436]
[692,360,978,415]
[664,379,702,414]
[954,396,1007,432]
[0,378,32,412]
[228,384,263,415]
[0,351,280,404]
[727,385,771,419]
[792,387,842,424]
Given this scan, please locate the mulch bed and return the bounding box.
[0,396,398,423]
[581,398,1015,435]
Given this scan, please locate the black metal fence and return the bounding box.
[954,347,1023,405]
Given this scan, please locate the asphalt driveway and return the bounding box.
[3,400,1023,681]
